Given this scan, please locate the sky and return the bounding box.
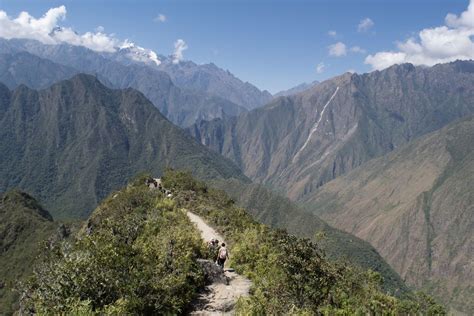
[0,0,472,93]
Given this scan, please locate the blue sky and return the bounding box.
[0,0,471,93]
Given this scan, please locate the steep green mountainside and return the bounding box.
[0,38,246,127]
[0,74,246,219]
[0,190,57,315]
[305,116,474,313]
[18,172,444,314]
[189,61,474,202]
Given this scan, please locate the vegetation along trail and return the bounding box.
[186,211,252,315]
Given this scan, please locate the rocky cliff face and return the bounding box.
[189,61,474,202]
[305,116,474,313]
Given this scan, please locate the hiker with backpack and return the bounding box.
[216,243,229,269]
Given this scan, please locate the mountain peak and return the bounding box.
[1,190,53,221]
[116,41,161,66]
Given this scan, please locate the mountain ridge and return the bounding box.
[189,61,474,200]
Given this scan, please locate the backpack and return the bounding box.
[219,247,227,259]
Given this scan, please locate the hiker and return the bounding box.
[208,238,216,248]
[216,243,229,269]
[207,238,218,258]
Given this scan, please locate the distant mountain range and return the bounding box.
[274,80,319,97]
[0,39,272,127]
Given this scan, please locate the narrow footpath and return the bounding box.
[186,212,252,315]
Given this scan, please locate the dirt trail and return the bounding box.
[187,212,252,315]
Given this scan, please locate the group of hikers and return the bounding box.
[145,177,173,197]
[208,238,229,269]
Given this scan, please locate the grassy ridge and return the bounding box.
[20,179,205,314]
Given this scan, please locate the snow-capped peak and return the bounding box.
[117,40,161,66]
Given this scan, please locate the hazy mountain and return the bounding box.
[305,116,474,313]
[0,190,57,314]
[0,38,246,127]
[0,74,246,219]
[189,61,474,202]
[156,58,273,110]
[274,80,319,97]
[103,43,273,110]
[0,52,78,90]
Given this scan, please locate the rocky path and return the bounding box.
[186,212,252,315]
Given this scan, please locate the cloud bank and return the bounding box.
[366,0,474,70]
[0,6,118,52]
[0,6,186,64]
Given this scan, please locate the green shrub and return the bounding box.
[20,179,205,314]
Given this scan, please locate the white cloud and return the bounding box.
[358,18,374,32]
[316,62,325,74]
[154,14,167,23]
[346,69,357,74]
[350,46,366,54]
[172,39,188,64]
[328,42,347,57]
[328,30,337,38]
[0,6,119,52]
[445,0,474,28]
[365,0,474,70]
